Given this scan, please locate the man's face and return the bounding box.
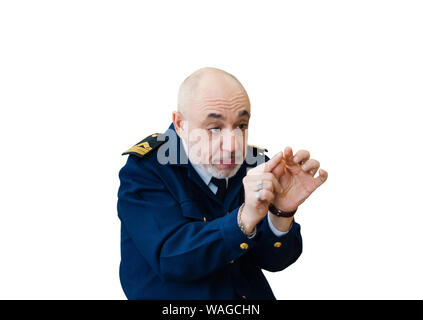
[181,85,250,178]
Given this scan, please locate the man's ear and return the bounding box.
[172,111,185,137]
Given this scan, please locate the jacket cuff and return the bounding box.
[218,206,260,262]
[259,213,300,243]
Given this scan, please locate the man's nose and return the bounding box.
[220,129,236,153]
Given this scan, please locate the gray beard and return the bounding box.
[201,163,242,179]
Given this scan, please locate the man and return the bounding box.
[117,67,328,299]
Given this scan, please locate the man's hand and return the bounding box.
[240,152,283,234]
[271,147,328,213]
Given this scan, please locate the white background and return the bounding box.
[1,1,422,299]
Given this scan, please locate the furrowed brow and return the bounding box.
[206,113,225,120]
[238,110,250,118]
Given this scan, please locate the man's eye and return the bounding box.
[209,128,221,134]
[237,124,248,130]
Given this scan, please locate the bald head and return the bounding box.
[177,67,249,115]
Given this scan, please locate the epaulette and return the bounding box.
[247,144,268,158]
[248,144,268,152]
[122,133,166,158]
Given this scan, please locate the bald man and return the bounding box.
[117,67,328,300]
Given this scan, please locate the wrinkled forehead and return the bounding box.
[188,86,251,122]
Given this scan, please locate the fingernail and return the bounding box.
[293,156,299,163]
[255,191,261,200]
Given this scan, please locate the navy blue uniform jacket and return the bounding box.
[117,123,303,300]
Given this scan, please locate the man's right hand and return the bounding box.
[240,152,284,234]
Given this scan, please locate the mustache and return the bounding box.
[211,153,244,164]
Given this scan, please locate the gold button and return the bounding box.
[226,211,230,215]
[203,217,207,222]
[240,243,249,250]
[273,241,282,248]
[242,295,247,299]
[230,260,235,264]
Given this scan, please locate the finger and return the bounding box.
[257,173,283,194]
[247,152,282,175]
[263,176,282,194]
[252,180,273,192]
[264,152,284,173]
[254,189,275,203]
[312,169,328,189]
[293,149,310,165]
[271,157,286,180]
[247,174,281,194]
[301,159,320,173]
[245,173,273,183]
[268,173,282,194]
[308,168,317,177]
[284,146,294,164]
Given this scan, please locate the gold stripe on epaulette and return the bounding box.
[125,141,153,155]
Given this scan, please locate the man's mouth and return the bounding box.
[220,158,235,165]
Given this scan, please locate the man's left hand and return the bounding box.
[271,147,328,212]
